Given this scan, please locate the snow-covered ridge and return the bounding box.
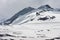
[17,11,60,25]
[0,4,60,25]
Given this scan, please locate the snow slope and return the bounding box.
[19,11,60,24]
[0,5,60,40]
[0,11,60,40]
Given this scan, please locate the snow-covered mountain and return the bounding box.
[12,5,60,25]
[1,4,60,25]
[0,7,35,25]
[20,11,60,27]
[0,11,60,40]
[0,5,60,40]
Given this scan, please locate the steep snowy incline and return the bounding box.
[19,11,60,25]
[11,5,60,25]
[18,11,60,30]
[1,7,35,25]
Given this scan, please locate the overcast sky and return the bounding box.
[0,0,60,21]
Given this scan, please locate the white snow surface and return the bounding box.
[0,11,60,40]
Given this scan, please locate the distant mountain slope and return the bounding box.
[1,4,60,25]
[3,7,35,25]
[18,5,60,25]
[20,11,60,25]
[38,5,60,12]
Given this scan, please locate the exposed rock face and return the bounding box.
[38,5,53,11]
[3,7,35,25]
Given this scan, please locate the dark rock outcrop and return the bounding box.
[3,7,35,25]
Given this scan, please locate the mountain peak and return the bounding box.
[44,5,51,8]
[38,5,52,9]
[38,5,53,11]
[27,7,34,9]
